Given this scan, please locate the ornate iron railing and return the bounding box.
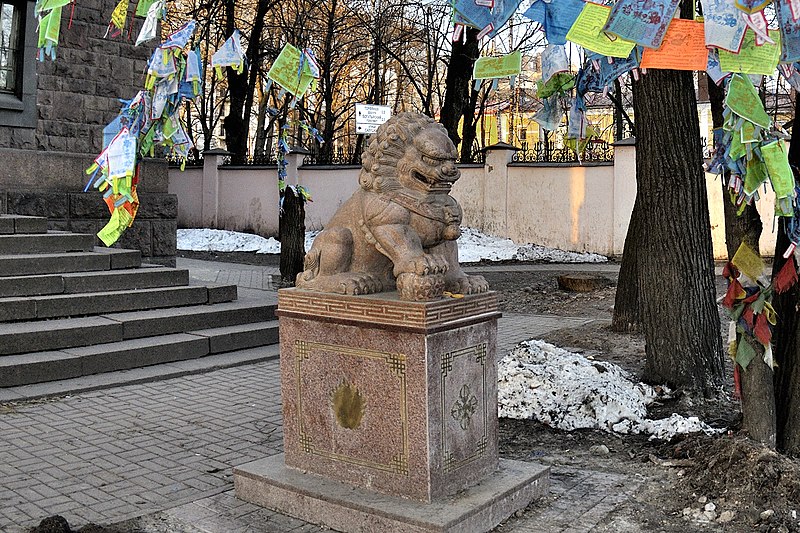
[166,151,203,167]
[457,149,486,165]
[303,146,364,166]
[221,152,279,166]
[511,140,614,163]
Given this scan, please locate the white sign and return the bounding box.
[355,103,391,134]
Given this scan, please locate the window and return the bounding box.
[0,1,22,95]
[0,0,36,128]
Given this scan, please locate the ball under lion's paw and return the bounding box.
[396,272,445,301]
[446,274,489,295]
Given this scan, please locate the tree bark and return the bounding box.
[611,195,642,333]
[279,187,306,283]
[632,66,724,394]
[709,75,775,446]
[773,98,800,453]
[440,28,479,149]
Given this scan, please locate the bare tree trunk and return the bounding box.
[440,28,479,148]
[279,188,306,283]
[774,97,800,453]
[612,196,642,333]
[253,80,269,159]
[632,61,724,394]
[708,76,775,445]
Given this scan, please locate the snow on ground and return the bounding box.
[498,340,720,441]
[177,228,318,254]
[177,227,607,264]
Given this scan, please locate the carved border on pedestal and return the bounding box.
[294,340,410,476]
[440,343,488,473]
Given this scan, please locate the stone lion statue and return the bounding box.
[296,112,489,301]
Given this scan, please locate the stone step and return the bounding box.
[0,247,141,276]
[0,320,280,387]
[0,215,48,235]
[190,321,280,354]
[0,299,276,355]
[0,284,238,322]
[0,267,190,298]
[0,231,94,254]
[107,298,277,340]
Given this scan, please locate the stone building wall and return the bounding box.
[1,0,150,152]
[0,152,177,266]
[0,3,177,265]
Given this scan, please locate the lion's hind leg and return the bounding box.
[297,228,363,291]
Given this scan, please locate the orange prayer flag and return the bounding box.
[640,19,708,71]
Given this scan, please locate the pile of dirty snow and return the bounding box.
[177,228,317,254]
[498,340,720,440]
[514,243,607,264]
[178,227,607,264]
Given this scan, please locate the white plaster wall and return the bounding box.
[507,164,616,255]
[612,145,637,256]
[168,167,203,228]
[217,168,280,235]
[169,154,780,257]
[297,166,361,231]
[451,165,485,229]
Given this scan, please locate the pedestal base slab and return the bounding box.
[234,453,549,533]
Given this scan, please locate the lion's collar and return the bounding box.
[384,190,451,224]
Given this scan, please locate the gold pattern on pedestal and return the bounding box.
[332,380,366,430]
[294,339,410,476]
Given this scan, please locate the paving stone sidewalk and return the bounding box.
[0,259,632,533]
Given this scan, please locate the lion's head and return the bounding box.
[359,113,460,194]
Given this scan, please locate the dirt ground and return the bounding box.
[477,264,800,533]
[29,252,800,532]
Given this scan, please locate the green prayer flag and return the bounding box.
[536,72,575,98]
[735,335,758,369]
[135,0,156,17]
[38,7,62,48]
[35,0,70,14]
[267,44,315,97]
[719,29,781,76]
[473,50,522,79]
[762,139,796,199]
[724,74,772,129]
[743,157,768,196]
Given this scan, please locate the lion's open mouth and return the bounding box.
[412,169,454,190]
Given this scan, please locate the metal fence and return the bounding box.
[511,140,614,164]
[303,146,363,166]
[222,153,279,166]
[166,151,203,167]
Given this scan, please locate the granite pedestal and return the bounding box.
[234,288,549,532]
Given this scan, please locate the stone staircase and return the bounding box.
[0,215,278,389]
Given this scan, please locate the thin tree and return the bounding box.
[772,97,800,453]
[707,76,775,446]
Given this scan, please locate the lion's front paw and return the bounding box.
[397,254,449,277]
[446,274,489,295]
[341,273,384,295]
[396,272,445,301]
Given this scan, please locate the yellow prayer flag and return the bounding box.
[110,0,129,32]
[732,242,765,283]
[566,3,636,58]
